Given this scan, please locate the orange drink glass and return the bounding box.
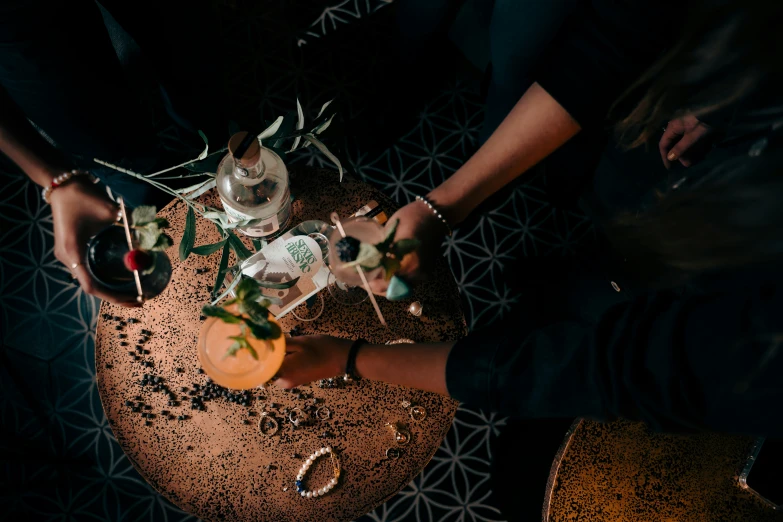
[197,312,286,390]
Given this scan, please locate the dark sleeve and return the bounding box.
[446,283,783,436]
[533,0,682,128]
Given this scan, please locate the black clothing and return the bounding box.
[446,0,783,437]
[0,0,222,207]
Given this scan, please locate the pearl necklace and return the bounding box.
[295,447,340,498]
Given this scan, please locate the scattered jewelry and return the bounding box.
[289,407,307,427]
[386,447,402,460]
[386,422,411,446]
[316,406,331,420]
[386,338,415,345]
[400,400,411,408]
[295,447,340,498]
[410,405,427,422]
[259,413,279,436]
[408,301,423,317]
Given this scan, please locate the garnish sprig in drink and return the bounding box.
[199,277,293,389]
[86,205,173,301]
[330,218,419,288]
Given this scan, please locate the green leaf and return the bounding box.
[224,340,242,358]
[202,211,231,229]
[258,115,284,141]
[152,233,173,251]
[302,133,344,181]
[196,130,209,160]
[378,219,399,252]
[345,243,383,270]
[238,300,269,323]
[211,242,231,297]
[211,270,243,305]
[132,206,157,226]
[316,99,334,119]
[222,217,267,230]
[270,112,298,150]
[227,232,252,261]
[259,296,283,306]
[392,238,420,258]
[224,335,257,359]
[179,207,196,261]
[175,178,215,196]
[312,113,334,136]
[245,319,281,341]
[201,305,243,323]
[234,277,262,302]
[288,98,306,152]
[191,239,227,256]
[252,239,265,252]
[254,276,300,290]
[152,217,170,228]
[136,229,158,250]
[226,336,258,359]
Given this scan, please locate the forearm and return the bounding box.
[428,82,580,225]
[0,90,68,186]
[354,342,455,396]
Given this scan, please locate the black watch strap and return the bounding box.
[344,338,368,382]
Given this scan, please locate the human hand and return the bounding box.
[659,115,715,169]
[275,335,353,389]
[50,178,140,307]
[367,201,448,296]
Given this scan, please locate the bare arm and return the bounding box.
[430,82,580,225]
[371,82,581,295]
[0,90,68,186]
[0,90,137,306]
[277,336,455,396]
[354,342,454,395]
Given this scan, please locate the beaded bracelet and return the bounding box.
[295,446,340,498]
[42,169,96,204]
[415,195,453,237]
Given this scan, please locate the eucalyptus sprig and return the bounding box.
[201,276,299,359]
[131,206,173,251]
[343,219,420,279]
[93,98,342,298]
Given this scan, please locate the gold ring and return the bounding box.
[386,422,411,446]
[410,405,427,422]
[259,413,279,436]
[386,447,402,460]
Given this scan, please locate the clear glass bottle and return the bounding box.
[216,131,292,238]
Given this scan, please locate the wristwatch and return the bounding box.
[343,338,367,383]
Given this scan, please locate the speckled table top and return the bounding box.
[545,419,783,522]
[95,169,466,522]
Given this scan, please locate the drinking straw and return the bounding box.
[330,212,386,327]
[118,197,144,304]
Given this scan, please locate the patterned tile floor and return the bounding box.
[0,2,591,521]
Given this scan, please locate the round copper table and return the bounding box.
[95,169,466,522]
